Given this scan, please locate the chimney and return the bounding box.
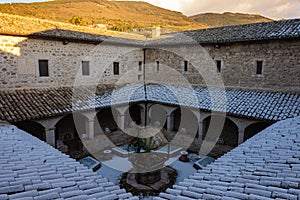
[152,27,161,38]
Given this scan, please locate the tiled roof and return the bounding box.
[1,12,299,45]
[1,113,299,199]
[0,86,89,122]
[183,19,300,44]
[0,84,145,122]
[32,19,300,46]
[0,125,136,200]
[29,29,105,45]
[29,29,145,46]
[146,84,300,121]
[158,116,300,200]
[0,84,299,123]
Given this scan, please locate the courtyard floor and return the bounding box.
[96,154,198,199]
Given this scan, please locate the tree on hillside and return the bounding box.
[70,15,83,26]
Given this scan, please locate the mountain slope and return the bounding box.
[0,0,205,31]
[189,12,272,27]
[0,12,146,40]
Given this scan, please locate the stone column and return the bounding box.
[140,108,145,125]
[45,127,56,147]
[119,114,125,130]
[198,121,203,141]
[164,106,177,132]
[238,128,245,145]
[87,119,95,139]
[166,114,172,131]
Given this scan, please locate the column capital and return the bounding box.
[86,119,95,139]
[45,128,56,147]
[46,127,56,131]
[238,128,245,133]
[238,128,245,145]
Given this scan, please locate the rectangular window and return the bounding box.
[139,61,142,71]
[184,61,188,72]
[113,62,119,75]
[156,61,160,71]
[38,60,49,77]
[256,61,263,75]
[82,61,90,76]
[216,60,222,73]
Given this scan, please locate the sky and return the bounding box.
[1,0,299,19]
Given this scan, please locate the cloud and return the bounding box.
[183,0,300,19]
[114,0,300,19]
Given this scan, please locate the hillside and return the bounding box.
[0,0,205,32]
[189,12,272,27]
[0,12,146,40]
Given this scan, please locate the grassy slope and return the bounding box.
[0,12,147,39]
[189,12,272,27]
[0,0,205,31]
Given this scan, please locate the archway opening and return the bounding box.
[149,104,167,130]
[94,107,119,135]
[244,122,272,141]
[172,108,198,134]
[125,104,143,128]
[55,113,87,159]
[203,116,238,147]
[14,121,45,142]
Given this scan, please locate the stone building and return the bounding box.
[0,18,299,157]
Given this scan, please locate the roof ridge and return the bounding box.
[185,18,300,33]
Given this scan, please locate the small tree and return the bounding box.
[70,15,83,26]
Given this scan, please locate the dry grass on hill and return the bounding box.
[0,12,146,40]
[0,0,205,32]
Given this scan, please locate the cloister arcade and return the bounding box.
[14,103,272,158]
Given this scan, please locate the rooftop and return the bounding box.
[0,113,299,199]
[0,125,136,200]
[183,18,300,44]
[0,13,299,45]
[159,116,300,199]
[0,83,299,123]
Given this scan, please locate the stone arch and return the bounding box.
[244,122,272,141]
[172,107,198,134]
[55,113,87,154]
[94,107,120,135]
[14,121,46,142]
[149,103,168,129]
[124,104,144,128]
[202,115,239,146]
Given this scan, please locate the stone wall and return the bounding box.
[203,40,300,92]
[0,35,299,92]
[0,35,144,88]
[144,40,300,92]
[144,46,219,86]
